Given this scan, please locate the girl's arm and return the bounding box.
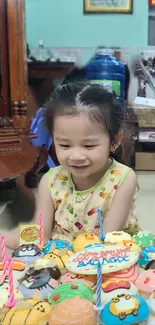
[34,173,55,243]
[103,170,137,233]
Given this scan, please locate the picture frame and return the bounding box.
[84,0,133,14]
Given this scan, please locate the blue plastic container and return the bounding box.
[85,49,125,106]
[30,107,55,168]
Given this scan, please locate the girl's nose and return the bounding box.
[69,149,86,161]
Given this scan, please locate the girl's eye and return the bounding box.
[59,144,70,148]
[84,145,97,149]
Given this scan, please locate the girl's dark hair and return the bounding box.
[45,82,124,163]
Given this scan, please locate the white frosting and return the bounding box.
[105,231,131,244]
[65,245,139,275]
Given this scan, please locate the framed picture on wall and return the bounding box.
[84,0,133,14]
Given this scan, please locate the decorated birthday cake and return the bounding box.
[2,228,155,325]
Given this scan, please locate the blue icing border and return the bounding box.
[84,243,104,250]
[99,295,149,325]
[43,239,72,254]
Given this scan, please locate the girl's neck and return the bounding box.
[71,158,112,191]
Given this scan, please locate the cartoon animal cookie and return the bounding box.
[43,247,73,270]
[2,298,51,325]
[94,280,138,305]
[12,244,44,264]
[18,264,61,299]
[110,294,139,320]
[72,232,101,252]
[117,240,141,253]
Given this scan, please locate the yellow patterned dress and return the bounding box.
[47,159,140,242]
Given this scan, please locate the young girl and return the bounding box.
[1,82,140,254]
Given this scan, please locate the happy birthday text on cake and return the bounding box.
[73,247,131,267]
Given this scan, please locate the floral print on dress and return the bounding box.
[48,159,140,242]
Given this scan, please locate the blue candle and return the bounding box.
[96,261,102,308]
[97,208,105,241]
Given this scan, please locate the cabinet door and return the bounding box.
[0,0,10,117]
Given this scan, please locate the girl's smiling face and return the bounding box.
[53,114,113,188]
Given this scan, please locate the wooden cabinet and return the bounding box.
[0,0,47,190]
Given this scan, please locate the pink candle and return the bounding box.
[39,213,43,246]
[0,236,7,275]
[7,257,16,307]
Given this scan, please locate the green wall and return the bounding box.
[26,0,148,48]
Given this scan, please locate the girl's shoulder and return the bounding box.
[103,158,134,189]
[46,165,69,191]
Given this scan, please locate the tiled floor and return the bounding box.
[0,171,155,232]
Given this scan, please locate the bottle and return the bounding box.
[38,40,47,62]
[85,48,125,106]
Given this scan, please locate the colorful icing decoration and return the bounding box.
[65,245,139,275]
[135,270,155,299]
[117,240,141,253]
[99,294,149,325]
[43,239,72,254]
[104,231,131,245]
[12,244,44,264]
[0,259,26,284]
[102,265,139,284]
[94,279,138,305]
[72,232,101,252]
[60,272,97,290]
[48,298,98,325]
[0,288,23,309]
[1,298,51,325]
[133,231,155,248]
[48,282,93,305]
[43,248,73,271]
[18,263,61,299]
[149,292,155,315]
[93,280,138,305]
[138,245,155,269]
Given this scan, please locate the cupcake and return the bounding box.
[135,270,155,299]
[48,282,93,305]
[72,232,101,252]
[1,298,51,325]
[12,244,44,264]
[0,288,23,309]
[43,248,73,271]
[117,240,141,253]
[43,239,72,254]
[0,259,27,285]
[102,264,139,284]
[48,298,98,325]
[60,272,97,291]
[133,231,155,248]
[99,294,150,325]
[18,260,61,299]
[93,280,138,305]
[104,231,131,245]
[138,245,155,269]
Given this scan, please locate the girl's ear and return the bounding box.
[111,131,124,152]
